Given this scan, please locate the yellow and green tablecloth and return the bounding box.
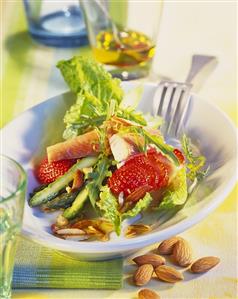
[13,238,122,290]
[2,1,237,299]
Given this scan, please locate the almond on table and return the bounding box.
[155,265,184,283]
[158,236,182,255]
[133,254,165,267]
[138,288,161,299]
[190,256,220,273]
[134,264,154,286]
[172,239,193,267]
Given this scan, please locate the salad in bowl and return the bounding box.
[28,56,208,242]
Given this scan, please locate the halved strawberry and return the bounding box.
[35,158,76,184]
[108,149,172,198]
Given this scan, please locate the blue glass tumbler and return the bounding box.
[23,0,88,47]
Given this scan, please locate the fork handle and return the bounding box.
[185,55,218,89]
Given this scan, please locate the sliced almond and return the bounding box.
[172,239,193,267]
[133,254,165,268]
[64,235,89,241]
[138,288,160,299]
[126,224,151,238]
[190,256,220,273]
[71,219,94,229]
[155,265,184,283]
[158,236,181,255]
[134,264,154,286]
[85,225,106,241]
[56,228,85,235]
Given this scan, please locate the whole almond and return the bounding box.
[155,265,184,283]
[158,236,181,254]
[138,288,160,299]
[133,254,165,267]
[134,264,154,286]
[172,239,193,267]
[190,256,220,273]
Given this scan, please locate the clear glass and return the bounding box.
[80,0,163,80]
[0,156,27,299]
[23,0,88,47]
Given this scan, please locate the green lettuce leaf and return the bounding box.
[57,56,124,138]
[157,167,188,211]
[97,186,121,235]
[122,193,153,219]
[86,156,112,208]
[63,91,108,138]
[57,56,123,103]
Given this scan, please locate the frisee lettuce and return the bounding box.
[181,134,208,182]
[117,108,147,126]
[63,91,109,138]
[143,130,180,166]
[119,126,179,165]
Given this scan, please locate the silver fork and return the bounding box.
[153,55,218,139]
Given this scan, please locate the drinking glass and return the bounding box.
[80,0,163,80]
[0,155,27,299]
[23,0,88,47]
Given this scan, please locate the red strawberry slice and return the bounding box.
[108,149,172,197]
[35,158,76,184]
[173,148,185,164]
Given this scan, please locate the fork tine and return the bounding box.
[157,84,168,117]
[162,83,175,120]
[164,85,183,135]
[152,82,167,116]
[169,85,191,137]
[174,87,192,136]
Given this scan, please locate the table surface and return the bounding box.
[2,1,237,299]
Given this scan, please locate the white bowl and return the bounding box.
[1,82,237,260]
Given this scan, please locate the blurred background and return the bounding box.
[1,1,237,127]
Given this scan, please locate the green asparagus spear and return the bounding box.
[63,188,88,219]
[41,191,79,210]
[29,184,48,199]
[29,156,98,207]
